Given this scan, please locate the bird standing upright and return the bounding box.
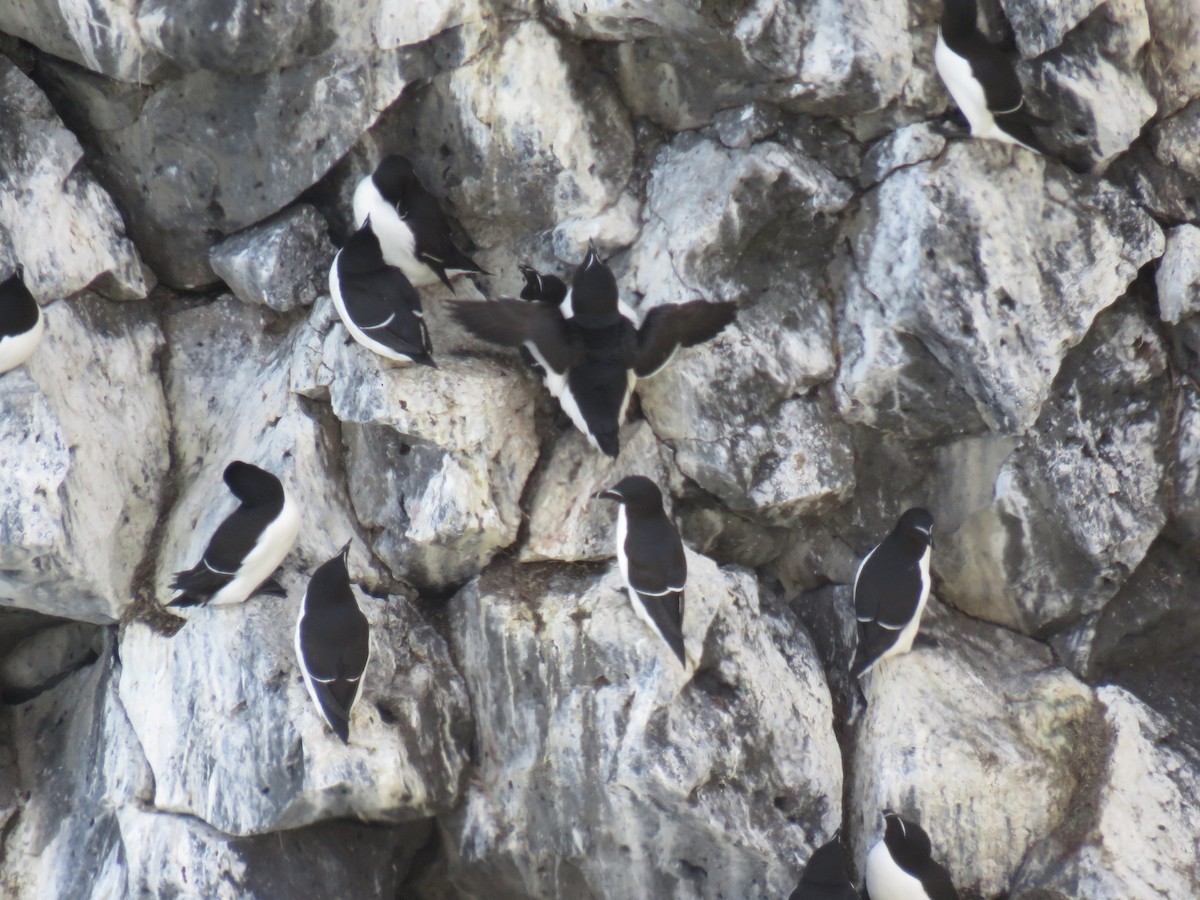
[295,541,370,744]
[0,269,44,375]
[168,461,300,608]
[851,508,934,678]
[451,242,736,457]
[329,218,435,367]
[935,0,1051,155]
[597,475,688,667]
[866,811,960,900]
[351,154,485,292]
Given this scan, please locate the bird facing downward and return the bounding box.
[451,242,736,457]
[295,541,370,744]
[0,269,45,375]
[351,154,485,292]
[597,475,688,667]
[851,508,934,679]
[788,833,858,900]
[866,811,960,900]
[168,461,300,608]
[934,0,1051,155]
[329,218,435,367]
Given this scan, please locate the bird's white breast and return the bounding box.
[866,840,932,900]
[351,177,432,287]
[883,544,931,661]
[0,305,44,375]
[935,30,1004,142]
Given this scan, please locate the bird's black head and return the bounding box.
[596,475,666,512]
[519,265,568,306]
[337,221,387,275]
[371,154,419,203]
[800,834,852,888]
[308,540,355,606]
[894,507,934,550]
[882,811,933,860]
[0,268,39,332]
[223,461,285,506]
[941,0,978,37]
[570,240,618,317]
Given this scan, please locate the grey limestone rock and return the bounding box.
[845,140,1162,436]
[209,204,334,312]
[421,556,843,899]
[1157,224,1200,323]
[0,59,150,302]
[0,295,169,624]
[936,302,1172,634]
[851,599,1100,897]
[119,580,471,836]
[999,0,1106,59]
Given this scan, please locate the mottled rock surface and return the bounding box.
[1,0,1198,896]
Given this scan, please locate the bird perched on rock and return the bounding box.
[851,508,934,678]
[451,242,736,457]
[597,475,688,667]
[866,811,960,900]
[788,834,858,900]
[168,461,300,607]
[935,0,1051,155]
[295,541,370,744]
[351,154,485,292]
[0,269,44,375]
[329,218,435,367]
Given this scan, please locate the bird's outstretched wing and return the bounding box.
[634,300,737,378]
[451,299,584,374]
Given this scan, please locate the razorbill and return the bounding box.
[935,0,1051,155]
[851,508,934,678]
[866,811,960,900]
[295,541,370,744]
[517,264,567,376]
[0,269,44,375]
[168,461,300,607]
[450,242,736,457]
[330,219,435,367]
[787,834,858,900]
[597,475,687,666]
[351,154,485,292]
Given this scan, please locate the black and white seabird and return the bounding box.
[0,269,44,375]
[597,475,687,667]
[330,219,435,367]
[850,508,934,678]
[351,154,485,292]
[788,834,858,900]
[168,461,300,607]
[450,242,736,457]
[295,541,370,744]
[517,264,567,376]
[866,811,960,900]
[935,0,1051,155]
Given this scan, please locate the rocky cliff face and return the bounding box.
[1,1,1199,898]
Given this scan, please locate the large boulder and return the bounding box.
[1,295,169,623]
[419,556,842,899]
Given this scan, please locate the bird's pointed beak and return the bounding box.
[593,488,621,501]
[339,539,353,558]
[585,239,600,267]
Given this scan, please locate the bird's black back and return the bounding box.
[336,235,432,362]
[301,558,369,684]
[565,316,638,456]
[0,272,40,337]
[886,818,960,900]
[788,837,858,900]
[854,534,926,628]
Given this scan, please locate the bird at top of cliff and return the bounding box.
[329,217,435,367]
[168,461,300,607]
[0,268,45,376]
[295,540,370,745]
[866,811,960,900]
[449,242,737,458]
[850,508,934,679]
[351,154,486,293]
[787,833,858,900]
[596,475,689,668]
[935,0,1053,156]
